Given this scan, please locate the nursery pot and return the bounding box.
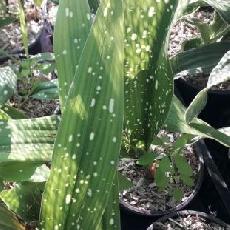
[196,140,230,224]
[174,78,230,128]
[147,210,230,229]
[120,142,205,230]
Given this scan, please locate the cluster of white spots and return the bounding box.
[68,135,73,142]
[96,86,101,91]
[88,67,93,73]
[148,7,156,17]
[112,137,117,143]
[87,13,91,20]
[65,194,71,204]
[89,132,95,141]
[90,98,96,107]
[155,80,159,90]
[109,98,114,113]
[65,8,69,17]
[87,189,92,197]
[131,33,137,41]
[72,154,76,160]
[109,218,114,225]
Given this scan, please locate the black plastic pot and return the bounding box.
[197,140,230,224]
[120,142,205,230]
[147,210,230,229]
[174,78,230,128]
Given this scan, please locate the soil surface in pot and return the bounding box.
[118,130,200,213]
[181,73,230,91]
[148,214,225,230]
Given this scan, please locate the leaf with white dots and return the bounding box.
[0,67,17,106]
[41,0,124,229]
[54,0,91,106]
[124,0,179,146]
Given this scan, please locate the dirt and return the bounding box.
[169,8,214,57]
[148,215,225,230]
[118,131,200,213]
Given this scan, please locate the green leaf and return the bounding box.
[41,0,124,229]
[138,153,157,166]
[0,162,50,182]
[151,136,165,146]
[0,205,25,230]
[155,157,171,190]
[0,109,10,120]
[172,42,230,76]
[207,50,230,88]
[165,96,230,147]
[1,105,27,119]
[0,67,17,106]
[174,153,194,186]
[118,172,133,193]
[172,133,192,152]
[124,0,178,146]
[30,80,59,100]
[182,37,202,51]
[0,182,44,221]
[0,17,16,28]
[185,88,208,123]
[0,116,57,163]
[34,0,43,7]
[102,175,121,230]
[54,0,91,107]
[172,188,183,201]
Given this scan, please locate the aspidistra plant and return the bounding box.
[40,0,185,229]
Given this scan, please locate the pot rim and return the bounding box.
[150,210,229,228]
[119,140,205,217]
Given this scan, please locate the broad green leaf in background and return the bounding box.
[1,105,27,119]
[102,176,121,230]
[0,67,17,106]
[54,0,91,107]
[30,79,59,100]
[185,88,208,123]
[172,42,230,76]
[41,0,124,230]
[124,0,179,146]
[165,96,230,147]
[0,182,44,221]
[0,109,9,120]
[0,205,25,230]
[0,162,49,182]
[0,116,57,163]
[207,49,230,88]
